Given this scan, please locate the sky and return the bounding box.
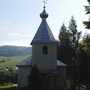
[0,0,89,46]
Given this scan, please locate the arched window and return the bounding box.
[42,46,48,55]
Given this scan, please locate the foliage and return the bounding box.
[69,16,77,35]
[58,17,81,65]
[69,16,81,48]
[82,34,90,51]
[58,16,84,90]
[59,24,72,46]
[79,34,90,55]
[83,21,90,29]
[73,34,90,87]
[83,0,90,29]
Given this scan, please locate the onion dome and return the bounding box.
[40,7,48,19]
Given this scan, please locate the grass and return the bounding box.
[0,83,17,88]
[0,54,31,70]
[0,87,17,90]
[0,83,17,90]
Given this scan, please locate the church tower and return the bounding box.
[31,7,57,71]
[17,4,66,90]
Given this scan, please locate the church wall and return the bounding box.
[17,66,31,88]
[32,43,57,71]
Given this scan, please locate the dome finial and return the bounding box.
[40,0,48,19]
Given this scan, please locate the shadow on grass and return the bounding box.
[0,87,17,90]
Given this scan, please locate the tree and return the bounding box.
[76,35,90,90]
[82,34,90,52]
[69,16,77,47]
[69,16,77,34]
[68,16,81,68]
[59,24,72,46]
[83,0,90,29]
[68,16,82,90]
[58,24,73,64]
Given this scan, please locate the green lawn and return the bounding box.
[0,84,17,90]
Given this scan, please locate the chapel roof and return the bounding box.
[31,7,57,45]
[57,60,66,66]
[17,57,32,66]
[17,59,66,67]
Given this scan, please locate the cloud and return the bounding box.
[0,40,31,46]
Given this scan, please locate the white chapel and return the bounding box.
[17,6,66,90]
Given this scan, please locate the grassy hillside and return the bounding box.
[0,54,31,70]
[0,55,30,69]
[0,45,32,71]
[0,46,32,84]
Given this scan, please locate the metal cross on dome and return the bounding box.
[43,0,48,8]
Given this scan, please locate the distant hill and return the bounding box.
[0,45,32,57]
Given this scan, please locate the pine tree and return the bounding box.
[58,24,73,64]
[69,16,77,34]
[69,16,81,48]
[68,16,82,90]
[69,16,77,47]
[59,24,72,46]
[83,0,90,29]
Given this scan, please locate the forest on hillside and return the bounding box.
[0,46,32,57]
